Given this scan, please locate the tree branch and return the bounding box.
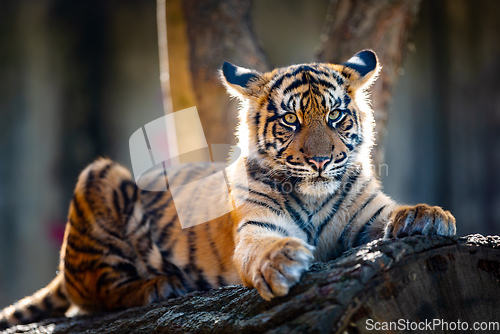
[5,234,499,333]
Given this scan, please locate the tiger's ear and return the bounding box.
[342,49,380,90]
[221,62,262,98]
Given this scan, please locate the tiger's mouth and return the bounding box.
[280,157,350,184]
[296,173,342,196]
[283,167,344,182]
[311,175,330,182]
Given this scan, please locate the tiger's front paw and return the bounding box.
[385,204,456,238]
[251,238,314,301]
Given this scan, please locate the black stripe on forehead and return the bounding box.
[300,95,312,110]
[283,87,340,115]
[267,99,279,114]
[316,78,336,90]
[269,72,291,92]
[282,70,338,95]
[283,74,308,95]
[324,90,341,109]
[330,71,345,86]
[320,95,327,109]
[281,101,289,112]
[293,65,330,77]
[301,66,345,87]
[269,65,344,93]
[281,96,298,112]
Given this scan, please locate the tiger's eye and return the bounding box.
[283,113,298,125]
[328,110,342,122]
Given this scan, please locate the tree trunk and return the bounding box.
[5,234,499,333]
[178,0,269,146]
[316,0,422,168]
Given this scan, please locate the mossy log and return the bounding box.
[3,234,499,334]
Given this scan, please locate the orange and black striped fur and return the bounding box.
[0,50,456,329]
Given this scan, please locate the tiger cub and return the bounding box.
[0,50,455,329]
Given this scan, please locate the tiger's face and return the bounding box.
[223,50,380,196]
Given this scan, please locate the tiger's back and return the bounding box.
[64,159,240,311]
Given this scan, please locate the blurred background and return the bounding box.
[0,0,499,307]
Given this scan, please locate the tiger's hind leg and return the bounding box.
[63,158,192,312]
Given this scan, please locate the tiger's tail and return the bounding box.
[0,273,70,330]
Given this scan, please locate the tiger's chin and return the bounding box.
[296,177,341,197]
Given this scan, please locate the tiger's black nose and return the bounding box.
[308,156,331,170]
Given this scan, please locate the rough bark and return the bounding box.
[316,0,422,167]
[4,234,499,333]
[181,0,269,146]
